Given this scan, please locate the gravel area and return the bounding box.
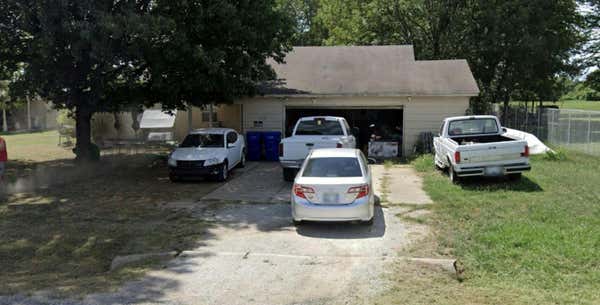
[1,164,433,305]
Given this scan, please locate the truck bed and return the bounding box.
[451,135,516,145]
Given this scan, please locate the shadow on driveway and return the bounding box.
[295,206,386,239]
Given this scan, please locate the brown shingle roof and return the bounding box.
[262,46,480,96]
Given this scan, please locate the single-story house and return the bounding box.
[91,45,479,156]
[235,45,479,156]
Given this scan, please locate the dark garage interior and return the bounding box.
[285,107,403,155]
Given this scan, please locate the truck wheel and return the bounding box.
[449,166,460,184]
[283,168,296,182]
[508,173,522,181]
[434,159,444,171]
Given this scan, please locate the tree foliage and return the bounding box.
[297,0,585,115]
[277,0,326,45]
[0,0,294,161]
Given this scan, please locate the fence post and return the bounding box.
[567,112,571,145]
[588,113,592,154]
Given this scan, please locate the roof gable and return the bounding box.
[262,45,480,97]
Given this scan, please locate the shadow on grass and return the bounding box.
[0,154,225,299]
[456,175,543,192]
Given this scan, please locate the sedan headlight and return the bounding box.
[168,157,177,167]
[204,158,220,166]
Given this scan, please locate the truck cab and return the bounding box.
[279,116,356,181]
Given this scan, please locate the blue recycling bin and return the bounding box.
[263,131,282,161]
[246,131,262,161]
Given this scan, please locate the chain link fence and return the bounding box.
[546,108,600,156]
[497,105,600,156]
[498,105,551,141]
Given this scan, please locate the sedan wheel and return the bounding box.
[216,163,228,182]
[238,152,246,168]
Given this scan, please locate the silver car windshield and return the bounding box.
[180,134,224,148]
[302,157,363,177]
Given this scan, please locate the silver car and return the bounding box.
[291,148,375,225]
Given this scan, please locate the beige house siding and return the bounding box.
[403,96,469,155]
[91,104,242,144]
[237,96,469,156]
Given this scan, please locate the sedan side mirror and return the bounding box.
[502,127,507,133]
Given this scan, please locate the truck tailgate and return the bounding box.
[282,136,342,160]
[457,140,528,163]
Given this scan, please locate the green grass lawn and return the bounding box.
[1,130,75,161]
[556,100,600,111]
[0,131,222,297]
[378,152,600,305]
[512,100,600,111]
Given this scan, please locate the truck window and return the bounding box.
[447,119,498,136]
[295,119,344,135]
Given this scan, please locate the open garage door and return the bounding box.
[285,107,403,156]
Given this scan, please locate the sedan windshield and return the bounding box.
[295,119,344,135]
[180,134,224,148]
[448,119,499,136]
[302,157,363,177]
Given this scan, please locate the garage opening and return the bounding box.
[285,107,403,156]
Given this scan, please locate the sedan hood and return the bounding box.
[170,147,225,161]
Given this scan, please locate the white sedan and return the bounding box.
[168,128,246,182]
[291,148,375,225]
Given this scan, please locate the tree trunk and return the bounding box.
[74,106,95,162]
[27,97,32,130]
[502,96,509,126]
[2,108,7,132]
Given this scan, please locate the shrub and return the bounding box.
[544,148,567,161]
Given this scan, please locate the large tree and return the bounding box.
[0,0,293,161]
[278,0,327,45]
[314,0,584,116]
[582,0,600,90]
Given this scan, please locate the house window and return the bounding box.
[202,111,217,122]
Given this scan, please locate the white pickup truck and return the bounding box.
[279,116,357,181]
[433,115,531,182]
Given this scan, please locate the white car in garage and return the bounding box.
[168,128,246,182]
[291,148,375,225]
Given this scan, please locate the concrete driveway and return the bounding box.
[4,163,437,305]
